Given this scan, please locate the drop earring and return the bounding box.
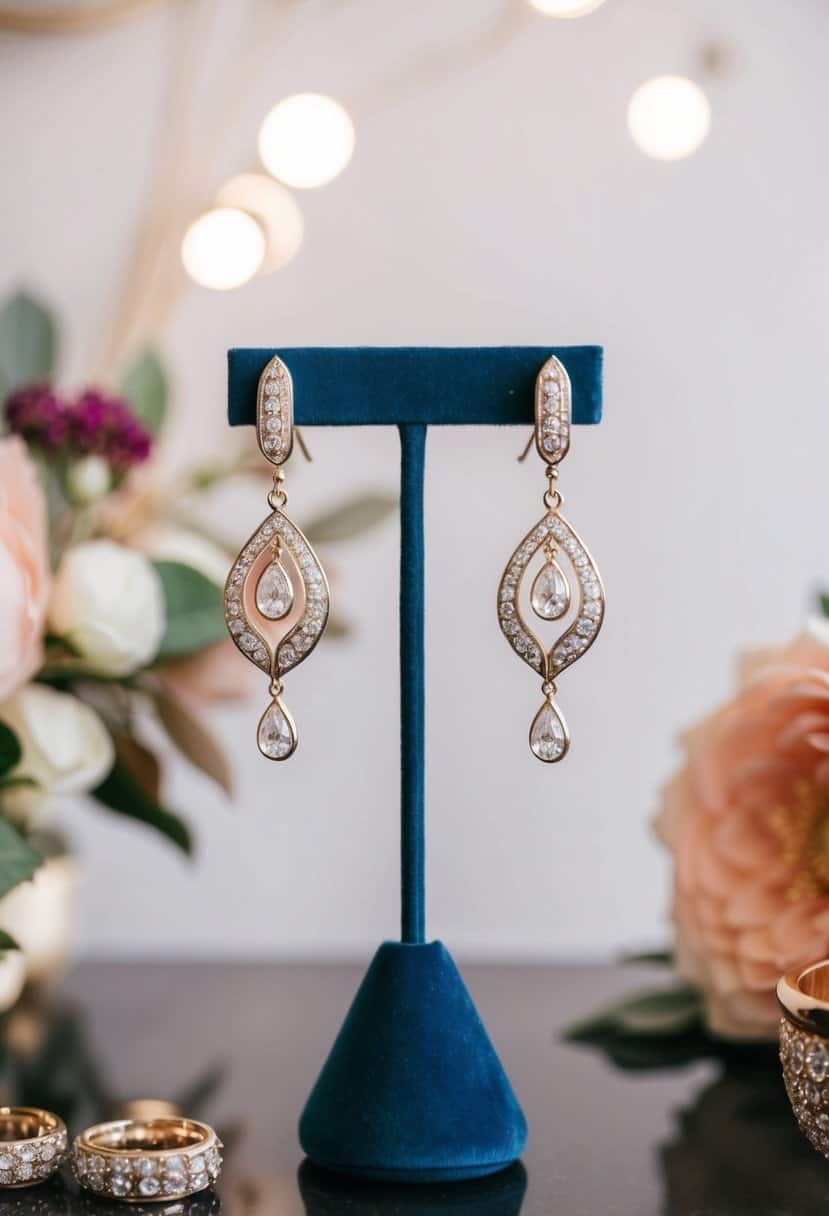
[497,355,605,762]
[224,356,330,759]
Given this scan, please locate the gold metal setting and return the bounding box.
[225,356,330,759]
[498,355,605,762]
[72,1117,222,1201]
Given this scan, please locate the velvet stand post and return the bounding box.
[228,347,603,1182]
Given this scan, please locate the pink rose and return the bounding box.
[656,634,829,1039]
[0,438,50,698]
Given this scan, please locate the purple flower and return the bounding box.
[5,383,69,449]
[67,389,152,470]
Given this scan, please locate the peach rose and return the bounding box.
[655,633,829,1040]
[0,438,50,699]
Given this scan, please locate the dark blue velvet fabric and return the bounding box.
[299,942,528,1182]
[227,346,602,426]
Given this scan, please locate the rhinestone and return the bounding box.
[256,560,294,620]
[89,1155,105,1173]
[40,1142,57,1162]
[0,1155,14,1172]
[807,1043,829,1083]
[531,702,567,762]
[164,1156,186,1177]
[229,618,245,635]
[531,561,569,621]
[792,1039,805,1073]
[138,1176,161,1197]
[258,701,295,760]
[111,1157,132,1174]
[111,1176,132,1197]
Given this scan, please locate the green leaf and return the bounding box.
[0,819,42,901]
[153,561,226,659]
[563,985,703,1042]
[0,930,20,952]
[621,949,674,968]
[154,688,233,796]
[93,759,192,855]
[820,593,829,619]
[304,494,397,544]
[0,290,57,400]
[0,722,22,779]
[120,348,168,434]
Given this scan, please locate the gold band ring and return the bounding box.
[778,962,829,1156]
[71,1118,222,1201]
[0,1107,67,1187]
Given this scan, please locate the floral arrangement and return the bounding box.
[0,290,392,995]
[569,624,829,1057]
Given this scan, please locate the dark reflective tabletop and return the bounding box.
[0,962,824,1215]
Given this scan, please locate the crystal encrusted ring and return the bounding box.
[778,960,829,1157]
[0,1106,67,1188]
[71,1117,222,1202]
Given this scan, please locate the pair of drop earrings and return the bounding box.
[224,355,604,764]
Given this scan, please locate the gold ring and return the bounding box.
[778,961,829,1155]
[0,1107,67,1187]
[71,1117,222,1201]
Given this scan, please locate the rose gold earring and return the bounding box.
[497,355,605,763]
[224,357,330,760]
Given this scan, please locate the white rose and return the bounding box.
[135,523,227,586]
[0,951,25,1014]
[0,684,114,817]
[48,539,165,675]
[0,855,76,984]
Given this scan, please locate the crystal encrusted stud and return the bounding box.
[225,356,330,760]
[497,355,605,763]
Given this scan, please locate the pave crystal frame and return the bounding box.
[0,1108,67,1189]
[497,355,605,763]
[225,355,330,760]
[71,1118,222,1202]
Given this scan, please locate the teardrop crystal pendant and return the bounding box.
[257,696,297,761]
[530,699,569,764]
[255,558,294,620]
[531,560,569,621]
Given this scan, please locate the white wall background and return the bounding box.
[1,0,828,959]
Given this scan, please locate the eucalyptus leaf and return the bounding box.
[0,930,20,953]
[0,291,57,400]
[622,949,674,968]
[93,759,191,855]
[0,721,22,779]
[153,561,226,659]
[120,348,168,434]
[304,494,397,544]
[0,819,42,902]
[821,593,829,619]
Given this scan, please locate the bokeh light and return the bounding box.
[181,207,266,290]
[627,75,711,161]
[258,93,355,189]
[216,174,304,272]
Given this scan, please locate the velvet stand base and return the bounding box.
[299,941,527,1183]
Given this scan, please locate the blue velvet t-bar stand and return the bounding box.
[228,347,603,1182]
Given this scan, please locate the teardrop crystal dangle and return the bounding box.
[531,558,569,620]
[530,690,569,763]
[497,354,605,763]
[255,551,294,620]
[224,355,330,760]
[258,691,297,760]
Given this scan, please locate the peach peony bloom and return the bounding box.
[656,633,829,1040]
[0,438,50,699]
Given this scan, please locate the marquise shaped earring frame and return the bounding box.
[224,356,330,760]
[497,355,605,763]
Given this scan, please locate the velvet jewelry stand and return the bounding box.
[228,347,603,1183]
